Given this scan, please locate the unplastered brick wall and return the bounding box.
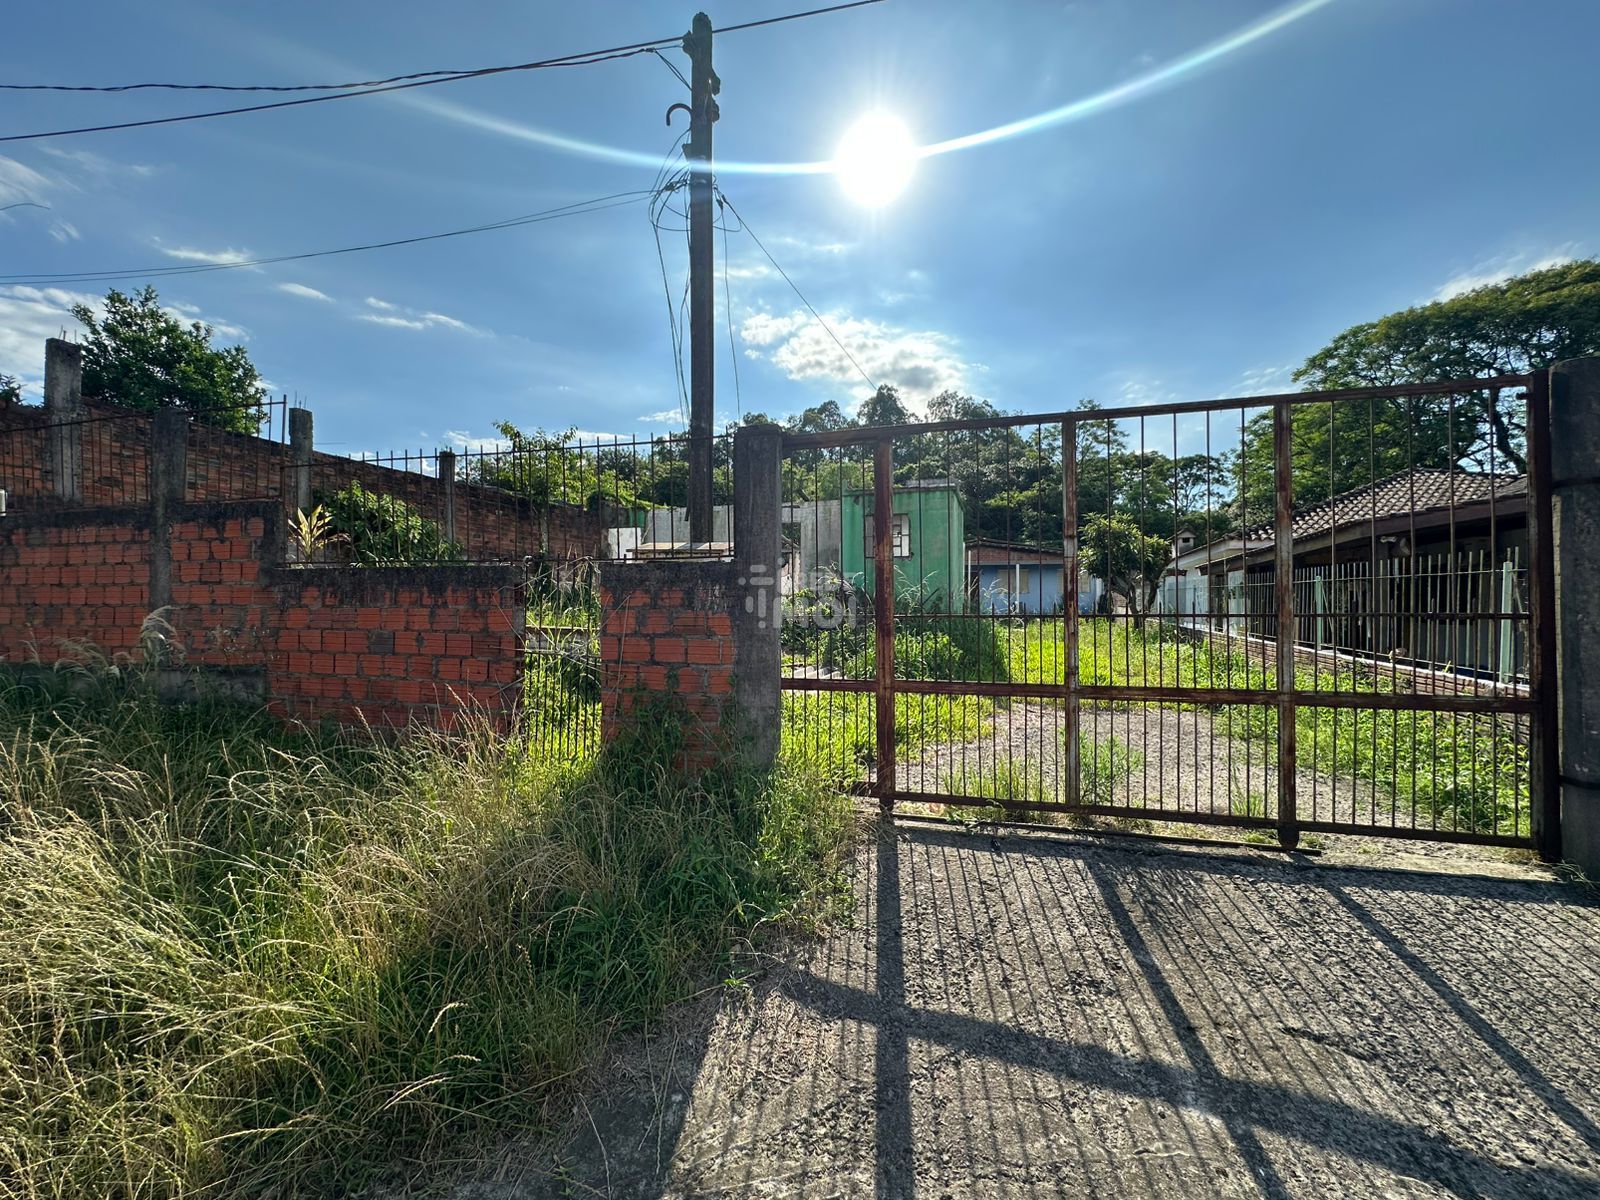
[270,570,523,729]
[0,514,153,661]
[0,499,526,732]
[2,399,606,560]
[309,453,606,561]
[599,560,738,770]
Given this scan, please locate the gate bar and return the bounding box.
[1526,369,1560,861]
[873,435,896,811]
[782,374,1535,450]
[1274,399,1300,850]
[1062,417,1080,808]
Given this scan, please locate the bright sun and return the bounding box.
[834,112,916,207]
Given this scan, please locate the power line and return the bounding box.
[0,47,664,145]
[0,1,887,144]
[715,189,878,393]
[0,190,651,285]
[719,197,743,419]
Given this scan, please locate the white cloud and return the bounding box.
[38,147,158,180]
[445,429,509,453]
[0,285,252,399]
[357,300,484,336]
[278,282,332,302]
[1114,373,1181,408]
[739,308,972,412]
[47,220,79,243]
[638,408,685,425]
[1431,245,1580,302]
[158,244,256,267]
[161,300,249,341]
[1235,364,1294,396]
[0,285,96,398]
[0,155,52,205]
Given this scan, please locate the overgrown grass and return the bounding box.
[0,672,855,1198]
[1219,701,1528,837]
[779,690,992,787]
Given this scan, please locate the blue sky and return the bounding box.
[1,0,1596,456]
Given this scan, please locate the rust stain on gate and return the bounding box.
[779,373,1557,857]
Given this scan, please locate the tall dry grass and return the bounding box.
[0,671,854,1198]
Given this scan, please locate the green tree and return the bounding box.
[0,374,20,405]
[857,383,912,428]
[1080,512,1169,618]
[1236,260,1600,523]
[69,286,264,433]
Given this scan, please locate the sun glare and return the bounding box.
[834,112,916,207]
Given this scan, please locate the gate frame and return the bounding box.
[782,371,1557,858]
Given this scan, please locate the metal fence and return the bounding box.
[779,374,1554,854]
[0,397,287,513]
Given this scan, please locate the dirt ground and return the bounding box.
[449,822,1600,1200]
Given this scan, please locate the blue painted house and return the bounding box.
[966,538,1104,615]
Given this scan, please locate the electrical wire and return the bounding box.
[0,190,651,285]
[649,48,691,92]
[649,169,693,425]
[715,189,877,392]
[718,195,743,419]
[0,46,664,145]
[0,1,887,144]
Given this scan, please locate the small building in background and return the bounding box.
[964,537,1105,615]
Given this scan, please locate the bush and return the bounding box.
[318,480,463,564]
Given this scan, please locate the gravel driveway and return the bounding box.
[456,823,1600,1199]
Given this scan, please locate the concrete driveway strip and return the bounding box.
[494,823,1600,1199]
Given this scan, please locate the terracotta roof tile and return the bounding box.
[1244,468,1525,541]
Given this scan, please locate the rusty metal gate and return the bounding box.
[779,374,1557,856]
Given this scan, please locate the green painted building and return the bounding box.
[841,479,967,613]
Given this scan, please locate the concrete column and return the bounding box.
[43,338,84,502]
[288,407,313,515]
[147,408,190,627]
[1550,357,1600,877]
[439,449,458,545]
[732,423,783,772]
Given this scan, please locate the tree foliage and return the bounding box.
[1080,513,1169,615]
[318,481,462,565]
[0,374,20,406]
[1233,260,1600,525]
[69,286,264,433]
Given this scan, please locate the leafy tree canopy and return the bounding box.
[1081,513,1169,616]
[1234,260,1600,525]
[0,374,20,405]
[69,286,265,433]
[1296,259,1600,388]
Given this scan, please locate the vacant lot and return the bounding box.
[498,823,1600,1199]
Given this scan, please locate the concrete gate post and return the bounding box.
[732,422,784,772]
[1549,357,1600,876]
[43,338,84,503]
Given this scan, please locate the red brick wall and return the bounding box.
[0,517,152,661]
[0,502,525,732]
[599,562,736,770]
[0,409,50,499]
[1,401,606,561]
[187,422,288,502]
[270,574,522,729]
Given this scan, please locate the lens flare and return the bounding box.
[398,0,1338,180]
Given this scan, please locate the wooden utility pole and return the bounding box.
[683,11,719,545]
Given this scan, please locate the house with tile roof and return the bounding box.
[1162,468,1529,680]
